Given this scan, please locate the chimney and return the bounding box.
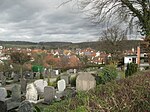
[137,46,140,66]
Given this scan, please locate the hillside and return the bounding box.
[0,40,140,51]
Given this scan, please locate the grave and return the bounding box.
[13,73,19,82]
[0,101,7,112]
[0,87,7,101]
[20,77,27,93]
[26,83,38,102]
[34,79,48,98]
[18,100,34,112]
[57,79,66,92]
[11,84,21,101]
[44,86,55,104]
[1,74,6,86]
[76,72,96,91]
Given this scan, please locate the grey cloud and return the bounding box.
[0,0,100,42]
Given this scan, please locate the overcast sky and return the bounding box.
[0,0,103,43]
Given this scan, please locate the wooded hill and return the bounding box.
[0,40,140,51]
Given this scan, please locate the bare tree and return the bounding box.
[100,26,127,46]
[100,26,127,63]
[79,0,150,37]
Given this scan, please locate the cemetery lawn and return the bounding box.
[38,70,150,112]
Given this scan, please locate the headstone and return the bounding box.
[18,100,33,112]
[76,72,96,91]
[60,75,69,85]
[0,72,3,80]
[11,84,21,101]
[13,73,19,82]
[44,86,55,104]
[26,83,38,102]
[0,87,7,101]
[34,79,48,98]
[1,74,6,86]
[11,72,15,78]
[0,101,7,112]
[57,79,66,92]
[74,69,77,74]
[20,78,27,93]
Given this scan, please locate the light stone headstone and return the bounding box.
[60,75,69,85]
[76,72,96,91]
[21,78,27,93]
[0,87,7,101]
[18,100,33,112]
[11,84,21,101]
[34,79,48,98]
[26,83,38,102]
[44,86,55,104]
[57,79,66,92]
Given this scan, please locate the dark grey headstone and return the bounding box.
[44,86,55,104]
[13,74,19,82]
[1,74,6,86]
[0,101,7,112]
[21,78,27,93]
[11,84,21,101]
[18,100,33,112]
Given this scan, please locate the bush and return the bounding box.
[40,71,150,112]
[125,63,138,77]
[97,65,118,84]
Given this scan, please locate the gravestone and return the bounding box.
[11,84,21,101]
[0,87,7,101]
[60,75,69,85]
[20,77,27,93]
[18,100,33,112]
[1,74,6,86]
[11,72,15,78]
[34,79,48,98]
[57,79,66,92]
[44,86,55,104]
[0,72,3,80]
[0,101,7,112]
[13,73,19,82]
[26,83,38,102]
[76,72,96,91]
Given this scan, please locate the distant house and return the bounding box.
[124,46,149,67]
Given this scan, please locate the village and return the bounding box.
[0,44,149,111]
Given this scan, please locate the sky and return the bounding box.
[0,0,102,43]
